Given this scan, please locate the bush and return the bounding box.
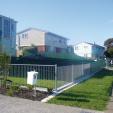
[6,88,14,96]
[11,85,19,91]
[48,88,52,93]
[27,84,33,90]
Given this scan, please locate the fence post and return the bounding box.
[72,65,74,82]
[55,64,57,92]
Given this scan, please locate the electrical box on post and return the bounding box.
[27,71,38,85]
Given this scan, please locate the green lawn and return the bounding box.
[7,76,66,89]
[7,76,55,89]
[48,69,113,111]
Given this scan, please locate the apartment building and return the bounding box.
[0,15,17,56]
[73,42,105,59]
[16,28,69,56]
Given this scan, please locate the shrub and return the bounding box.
[48,88,52,93]
[27,84,33,90]
[6,88,14,96]
[11,85,19,91]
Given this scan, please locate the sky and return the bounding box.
[0,0,113,46]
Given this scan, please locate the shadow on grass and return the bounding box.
[59,92,88,97]
[57,92,90,102]
[92,69,113,79]
[57,96,90,102]
[56,87,110,103]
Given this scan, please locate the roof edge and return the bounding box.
[74,42,104,48]
[17,27,69,40]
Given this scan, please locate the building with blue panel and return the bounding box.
[0,15,17,56]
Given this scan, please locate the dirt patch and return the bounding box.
[0,87,52,101]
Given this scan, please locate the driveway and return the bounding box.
[0,94,104,113]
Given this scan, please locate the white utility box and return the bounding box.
[27,71,38,85]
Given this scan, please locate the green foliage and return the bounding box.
[2,79,7,87]
[104,47,113,58]
[8,76,55,89]
[23,47,38,57]
[7,77,27,86]
[40,51,88,61]
[27,84,33,90]
[48,88,52,93]
[48,69,113,111]
[104,51,111,58]
[107,47,113,58]
[11,85,19,91]
[0,53,11,82]
[11,85,20,94]
[22,47,90,62]
[104,38,113,47]
[0,53,10,68]
[6,88,14,96]
[104,38,113,58]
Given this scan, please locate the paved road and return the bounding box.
[0,94,103,113]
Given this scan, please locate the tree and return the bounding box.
[0,53,11,87]
[104,50,111,58]
[107,47,113,58]
[104,38,113,58]
[104,38,113,66]
[104,38,113,47]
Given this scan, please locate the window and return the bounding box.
[45,46,50,52]
[74,46,79,50]
[56,47,62,53]
[22,34,24,38]
[64,40,66,44]
[84,54,88,57]
[59,40,62,43]
[25,34,28,38]
[18,35,20,39]
[11,23,14,31]
[4,19,10,38]
[21,33,28,39]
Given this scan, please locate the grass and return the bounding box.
[7,76,66,89]
[7,76,55,89]
[48,69,113,111]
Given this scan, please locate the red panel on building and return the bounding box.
[37,46,45,53]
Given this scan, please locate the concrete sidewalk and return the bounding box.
[105,88,113,113]
[0,94,103,113]
[104,67,113,113]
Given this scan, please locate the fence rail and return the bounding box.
[0,60,105,92]
[8,64,56,89]
[56,60,105,90]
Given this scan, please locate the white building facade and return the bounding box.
[0,15,17,56]
[16,28,68,56]
[73,42,105,59]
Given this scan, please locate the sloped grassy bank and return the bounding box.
[48,69,113,111]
